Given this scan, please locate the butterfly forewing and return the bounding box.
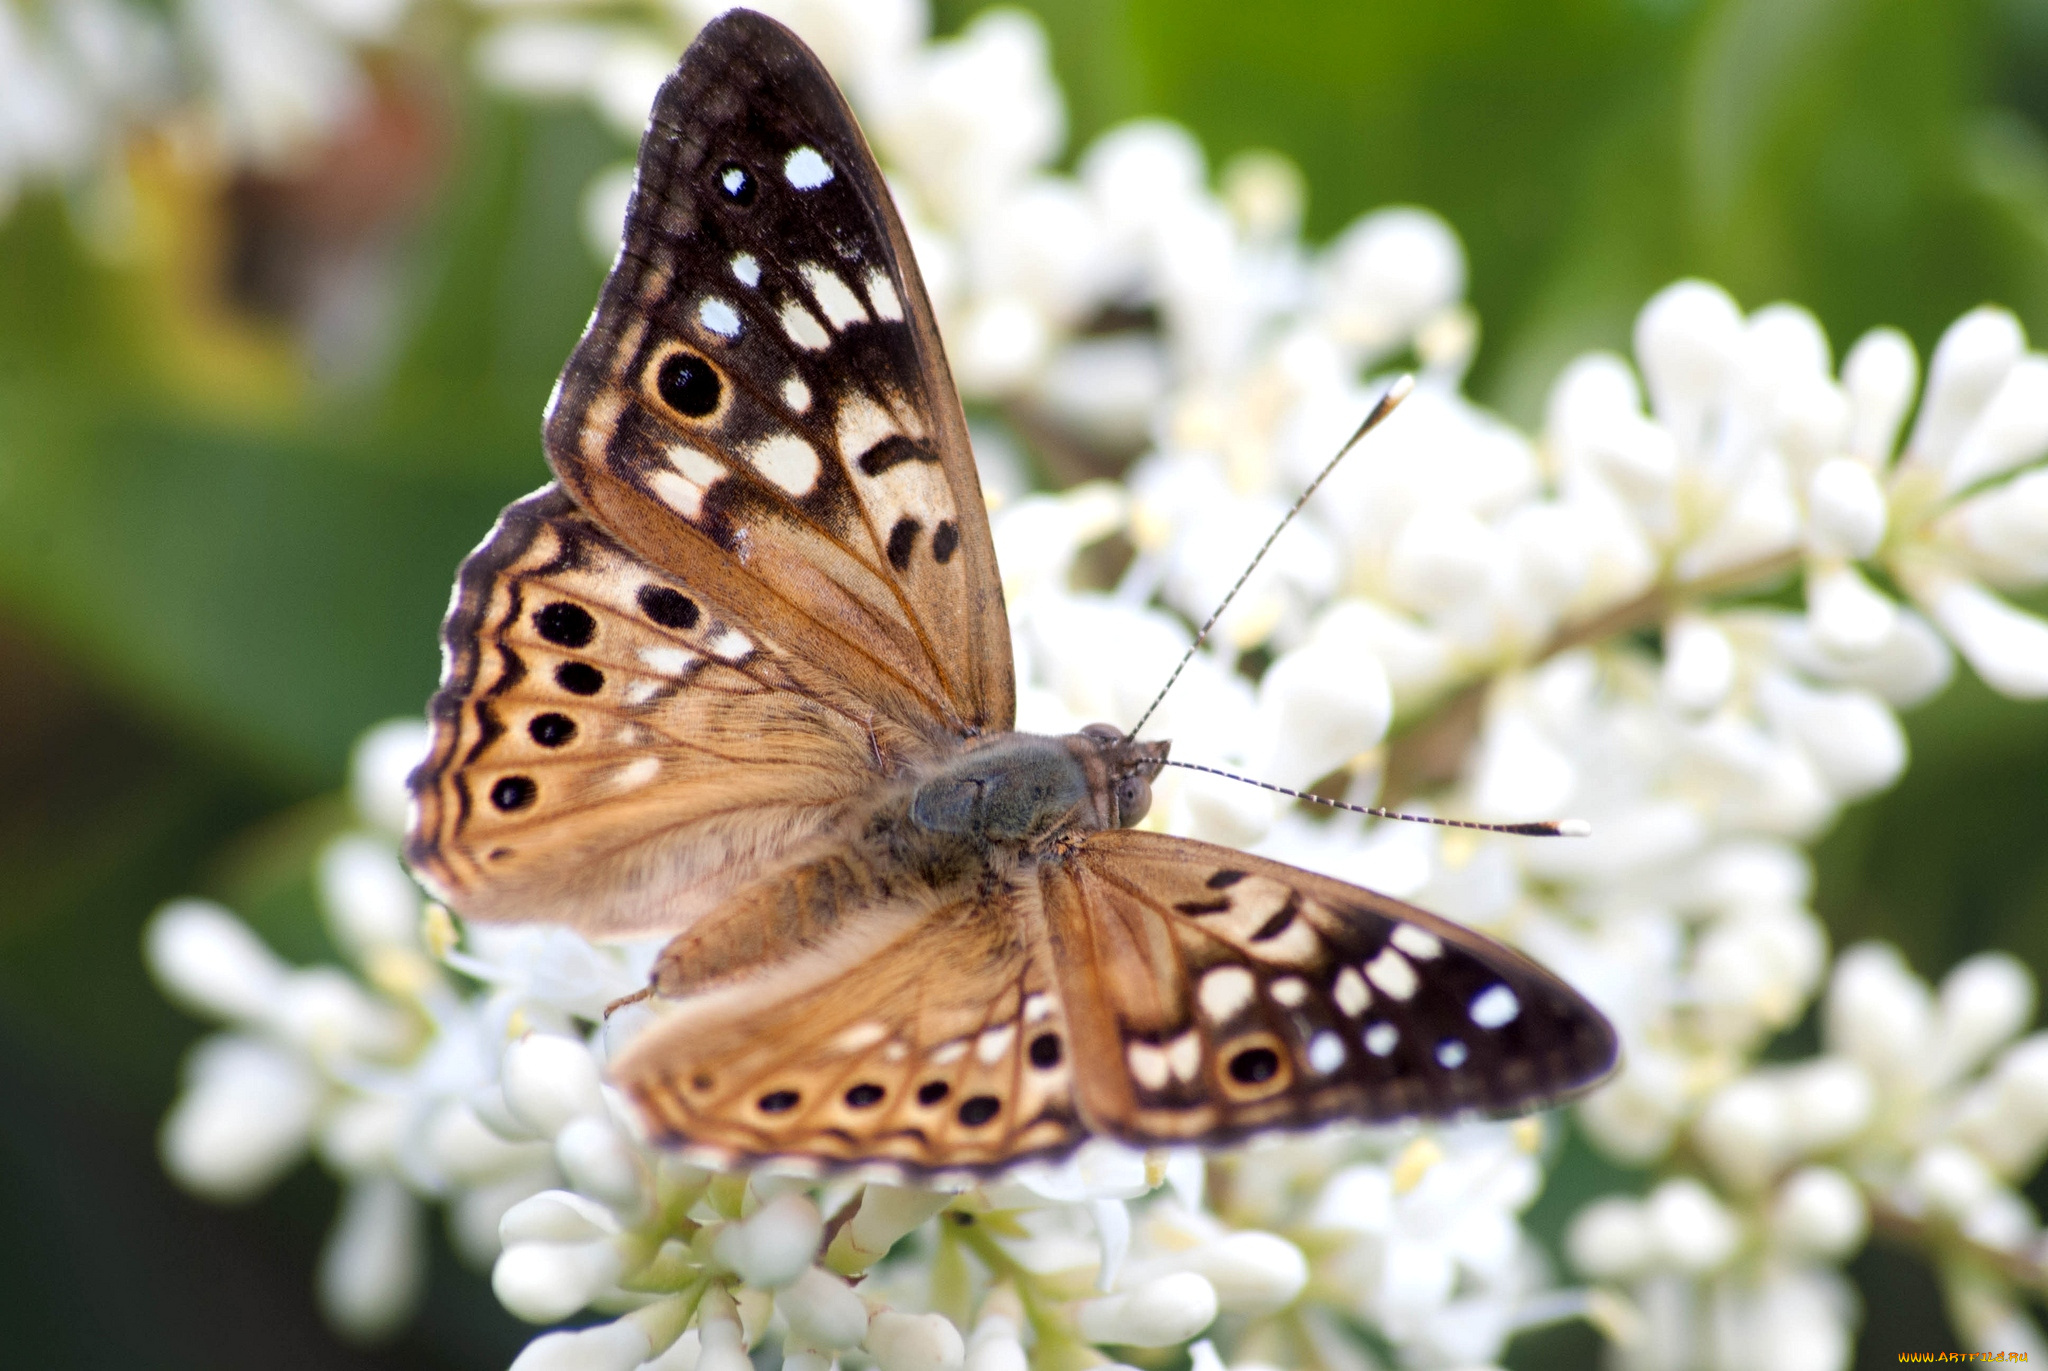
[543,11,1012,740]
[1045,830,1618,1147]
[409,486,919,934]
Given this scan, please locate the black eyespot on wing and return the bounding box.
[932,520,959,564]
[845,1083,885,1108]
[1206,870,1247,889]
[718,164,756,205]
[655,352,722,417]
[535,601,596,647]
[856,435,941,476]
[1228,1047,1279,1084]
[1029,1033,1061,1069]
[758,1089,799,1113]
[637,583,700,630]
[917,1081,949,1106]
[957,1096,999,1126]
[555,662,604,695]
[886,517,921,572]
[529,713,577,747]
[490,776,537,811]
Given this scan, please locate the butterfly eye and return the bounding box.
[1081,722,1123,742]
[717,164,756,205]
[653,351,722,418]
[1114,775,1152,826]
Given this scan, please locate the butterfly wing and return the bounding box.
[543,9,1012,741]
[612,865,1084,1178]
[1043,830,1618,1146]
[409,486,926,934]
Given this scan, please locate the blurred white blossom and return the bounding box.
[122,2,2048,1369]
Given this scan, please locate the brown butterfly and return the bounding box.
[406,9,1616,1182]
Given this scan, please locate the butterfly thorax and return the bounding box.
[909,728,1169,846]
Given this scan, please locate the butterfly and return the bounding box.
[406,8,1617,1182]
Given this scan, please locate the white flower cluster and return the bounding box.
[108,1,2048,1369]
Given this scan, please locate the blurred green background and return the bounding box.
[5,0,2048,1366]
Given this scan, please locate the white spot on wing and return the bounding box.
[1128,1041,1169,1091]
[698,297,740,337]
[976,1025,1015,1064]
[1023,993,1053,1023]
[1366,947,1419,1001]
[1308,1031,1346,1073]
[865,269,903,321]
[637,645,697,675]
[1198,966,1256,1022]
[837,393,898,463]
[1470,984,1521,1029]
[1334,966,1370,1017]
[749,433,822,497]
[784,146,834,188]
[782,376,811,412]
[1364,1022,1399,1056]
[1437,1039,1469,1068]
[730,253,760,287]
[931,1040,967,1066]
[831,1022,888,1053]
[801,263,869,329]
[1164,1030,1201,1082]
[649,445,724,519]
[707,628,752,661]
[721,166,748,196]
[1391,924,1444,960]
[780,301,830,350]
[613,757,659,791]
[1269,977,1308,1007]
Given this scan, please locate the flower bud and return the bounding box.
[319,1176,424,1340]
[1924,574,2048,699]
[1770,1166,1867,1258]
[1842,326,1918,463]
[1693,1076,1786,1192]
[1646,1178,1740,1272]
[1911,1143,1996,1219]
[1805,561,1896,658]
[867,1310,967,1371]
[1757,674,1905,801]
[1254,637,1391,791]
[714,1192,823,1288]
[1321,207,1466,350]
[1805,460,1889,561]
[1781,1057,1875,1152]
[160,1036,321,1201]
[697,1285,754,1371]
[317,835,421,955]
[1826,943,1934,1073]
[427,1100,551,1183]
[965,1292,1028,1371]
[555,1115,646,1215]
[1945,354,2048,493]
[502,1034,606,1137]
[350,718,429,832]
[147,900,291,1024]
[500,1189,620,1245]
[493,1237,625,1323]
[1635,280,1743,445]
[1074,1272,1218,1347]
[1566,1196,1653,1278]
[1910,307,2024,468]
[644,1330,701,1371]
[509,1317,653,1371]
[829,1185,952,1273]
[1662,615,1735,712]
[1170,1232,1307,1314]
[781,1266,870,1349]
[1937,952,2037,1079]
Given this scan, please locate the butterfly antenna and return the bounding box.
[1160,759,1591,838]
[1127,374,1416,739]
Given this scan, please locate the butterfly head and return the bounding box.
[1077,723,1170,829]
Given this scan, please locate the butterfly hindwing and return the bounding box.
[1044,830,1618,1146]
[409,485,924,935]
[543,10,1013,742]
[614,866,1084,1177]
